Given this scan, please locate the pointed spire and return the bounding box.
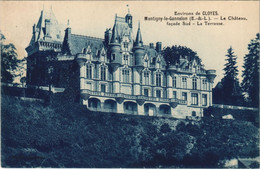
[134,21,143,47]
[110,19,119,44]
[67,19,70,27]
[127,4,130,14]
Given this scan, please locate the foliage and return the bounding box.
[0,31,20,83]
[1,95,259,167]
[162,45,202,66]
[15,57,27,84]
[242,33,260,107]
[215,47,244,105]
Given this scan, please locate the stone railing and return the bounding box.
[212,104,258,111]
[81,89,187,104]
[168,66,207,74]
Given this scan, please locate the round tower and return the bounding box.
[109,20,122,66]
[133,22,145,67]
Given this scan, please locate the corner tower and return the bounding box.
[125,9,132,29]
[26,7,64,86]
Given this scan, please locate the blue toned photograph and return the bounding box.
[1,1,259,168]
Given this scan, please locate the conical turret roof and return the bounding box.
[134,21,143,47]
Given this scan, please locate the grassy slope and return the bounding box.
[1,95,259,167]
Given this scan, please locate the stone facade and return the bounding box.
[26,8,216,119]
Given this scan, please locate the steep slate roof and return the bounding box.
[66,34,104,56]
[112,16,133,42]
[144,46,166,67]
[29,8,64,45]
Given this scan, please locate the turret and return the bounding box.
[133,22,145,66]
[108,19,121,65]
[206,70,216,83]
[125,10,132,29]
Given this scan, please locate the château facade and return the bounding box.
[26,8,216,119]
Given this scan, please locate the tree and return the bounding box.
[242,33,259,107]
[162,45,202,66]
[221,47,243,105]
[1,31,19,83]
[15,57,27,84]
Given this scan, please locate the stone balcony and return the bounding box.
[80,89,187,105]
[168,66,207,74]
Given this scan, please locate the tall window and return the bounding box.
[156,90,161,98]
[182,77,187,88]
[123,54,128,65]
[156,73,161,87]
[182,92,187,101]
[144,71,149,85]
[173,91,177,99]
[172,76,177,88]
[111,54,115,61]
[202,79,207,90]
[101,66,106,81]
[192,78,197,90]
[122,69,130,83]
[144,89,149,97]
[101,84,106,93]
[191,93,198,105]
[202,94,207,106]
[86,64,92,79]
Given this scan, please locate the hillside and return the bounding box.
[1,95,259,167]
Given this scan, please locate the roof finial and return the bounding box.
[126,4,130,14]
[138,20,140,29]
[67,19,70,27]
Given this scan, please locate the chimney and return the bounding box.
[65,27,71,41]
[156,42,162,53]
[45,19,51,37]
[149,43,154,49]
[32,24,36,42]
[33,24,36,34]
[105,28,112,46]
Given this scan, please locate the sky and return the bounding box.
[0,1,259,86]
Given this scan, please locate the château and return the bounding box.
[26,8,216,118]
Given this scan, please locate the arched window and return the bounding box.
[101,66,106,81]
[86,64,92,79]
[122,68,130,83]
[156,72,161,87]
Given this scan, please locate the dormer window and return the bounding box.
[123,42,128,49]
[123,54,128,65]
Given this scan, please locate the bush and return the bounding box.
[1,95,259,167]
